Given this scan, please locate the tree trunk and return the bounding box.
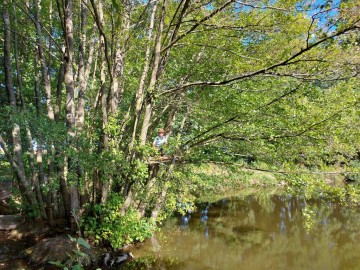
[13,9,26,109]
[3,11,16,110]
[34,49,42,117]
[150,112,187,219]
[96,0,111,204]
[76,0,88,132]
[128,0,159,153]
[63,0,80,229]
[140,0,167,145]
[58,155,71,221]
[55,62,65,122]
[85,29,97,81]
[46,152,55,225]
[36,143,46,202]
[3,9,43,218]
[0,134,43,219]
[35,0,55,120]
[138,164,159,218]
[64,0,75,137]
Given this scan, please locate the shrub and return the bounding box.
[82,194,155,249]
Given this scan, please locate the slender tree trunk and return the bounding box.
[3,10,43,218]
[138,164,159,217]
[36,143,46,201]
[35,0,55,120]
[46,151,55,225]
[15,8,52,220]
[58,155,70,220]
[140,0,167,145]
[55,62,65,122]
[54,60,67,219]
[109,45,123,114]
[3,11,16,110]
[128,0,159,153]
[151,185,168,220]
[34,49,42,117]
[13,9,26,109]
[76,0,88,132]
[85,28,97,81]
[95,0,111,204]
[64,0,76,137]
[0,134,43,218]
[63,0,80,229]
[48,0,54,74]
[14,8,37,205]
[90,44,99,92]
[108,3,129,114]
[34,145,47,218]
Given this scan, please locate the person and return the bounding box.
[152,128,169,155]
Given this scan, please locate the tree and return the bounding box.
[0,0,359,237]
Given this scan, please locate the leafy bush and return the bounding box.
[82,194,155,249]
[285,173,360,205]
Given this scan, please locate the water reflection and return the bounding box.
[126,194,360,270]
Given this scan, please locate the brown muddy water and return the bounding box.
[2,194,360,270]
[124,194,360,270]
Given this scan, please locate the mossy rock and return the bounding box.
[26,234,101,268]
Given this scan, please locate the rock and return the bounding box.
[103,252,111,266]
[0,215,24,230]
[27,234,101,267]
[109,252,134,267]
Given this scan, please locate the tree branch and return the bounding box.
[160,0,236,53]
[161,23,360,96]
[235,1,290,12]
[203,101,360,146]
[89,0,113,82]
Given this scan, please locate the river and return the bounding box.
[2,193,360,270]
[123,193,360,270]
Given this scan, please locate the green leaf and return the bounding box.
[111,0,120,11]
[77,237,91,249]
[71,264,84,270]
[73,249,87,257]
[49,260,64,267]
[68,234,76,242]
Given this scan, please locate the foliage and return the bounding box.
[0,0,360,250]
[82,194,156,249]
[284,172,360,205]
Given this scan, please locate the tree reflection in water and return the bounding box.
[126,194,360,270]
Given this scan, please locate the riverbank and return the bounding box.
[0,164,354,270]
